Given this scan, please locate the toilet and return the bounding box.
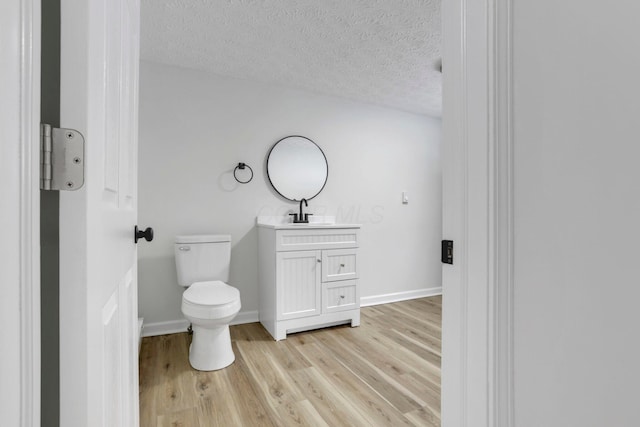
[174,234,241,371]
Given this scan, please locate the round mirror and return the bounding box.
[266,136,328,201]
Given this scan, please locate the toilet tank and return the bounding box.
[174,234,231,287]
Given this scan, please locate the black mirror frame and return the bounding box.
[266,135,328,202]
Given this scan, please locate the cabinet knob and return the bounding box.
[340,295,345,299]
[340,263,345,267]
[317,259,321,263]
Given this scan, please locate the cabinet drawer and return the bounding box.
[276,229,359,252]
[322,280,359,313]
[321,248,357,282]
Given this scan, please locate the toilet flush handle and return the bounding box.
[178,246,191,251]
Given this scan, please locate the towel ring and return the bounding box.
[233,162,253,184]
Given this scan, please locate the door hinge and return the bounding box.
[40,123,85,191]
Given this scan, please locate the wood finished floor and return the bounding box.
[139,296,441,427]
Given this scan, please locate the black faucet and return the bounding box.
[289,198,312,223]
[299,198,308,222]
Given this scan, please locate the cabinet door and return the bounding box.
[276,250,321,320]
[321,248,358,282]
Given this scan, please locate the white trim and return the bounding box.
[233,310,260,325]
[360,287,442,307]
[442,0,514,425]
[142,310,260,337]
[489,0,515,425]
[441,0,471,424]
[441,0,518,424]
[16,0,41,426]
[0,0,41,424]
[142,319,188,337]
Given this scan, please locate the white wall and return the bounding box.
[137,61,442,328]
[513,2,640,425]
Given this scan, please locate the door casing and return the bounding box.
[3,0,517,425]
[0,0,41,426]
[441,0,514,425]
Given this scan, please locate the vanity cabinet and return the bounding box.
[257,223,361,341]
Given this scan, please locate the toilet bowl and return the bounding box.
[182,280,241,371]
[174,234,241,371]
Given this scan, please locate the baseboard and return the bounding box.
[360,286,442,307]
[142,319,188,338]
[140,288,440,338]
[233,310,259,325]
[141,310,259,338]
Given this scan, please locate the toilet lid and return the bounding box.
[183,281,239,306]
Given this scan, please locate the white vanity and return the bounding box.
[257,217,361,340]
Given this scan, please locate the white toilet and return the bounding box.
[174,234,241,371]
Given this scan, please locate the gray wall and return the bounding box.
[137,61,442,327]
[513,1,640,425]
[40,0,60,425]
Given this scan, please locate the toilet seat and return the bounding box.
[182,280,241,320]
[184,280,239,305]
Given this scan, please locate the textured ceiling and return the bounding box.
[140,0,441,117]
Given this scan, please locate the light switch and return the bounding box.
[402,191,409,204]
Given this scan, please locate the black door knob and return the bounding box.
[134,226,154,243]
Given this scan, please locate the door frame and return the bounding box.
[441,0,514,425]
[2,0,516,424]
[0,0,41,425]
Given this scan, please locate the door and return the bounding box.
[58,0,140,425]
[277,250,322,320]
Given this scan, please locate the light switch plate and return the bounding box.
[402,191,409,204]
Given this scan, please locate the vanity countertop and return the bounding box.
[256,216,360,230]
